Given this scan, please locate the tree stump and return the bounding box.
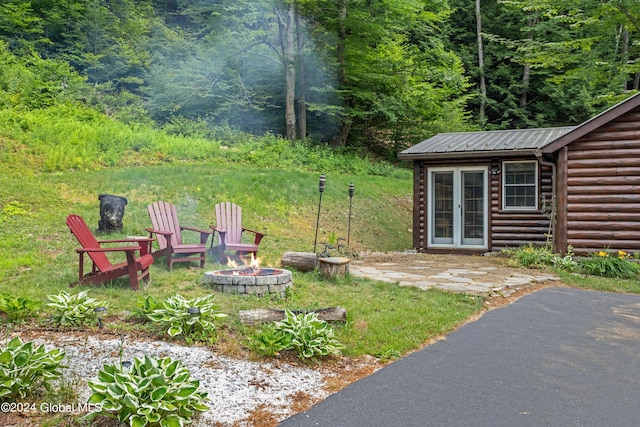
[318,257,350,279]
[239,307,347,325]
[281,252,319,272]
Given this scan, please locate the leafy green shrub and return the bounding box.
[0,294,41,323]
[551,254,579,271]
[580,250,640,278]
[47,290,108,327]
[250,323,292,357]
[506,243,580,271]
[84,355,209,427]
[0,337,65,401]
[252,310,344,359]
[146,294,227,343]
[506,243,555,268]
[134,295,161,321]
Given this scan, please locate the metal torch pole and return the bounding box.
[313,174,326,253]
[347,182,354,247]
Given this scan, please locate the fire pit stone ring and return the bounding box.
[203,268,292,297]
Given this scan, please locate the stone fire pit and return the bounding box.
[203,267,292,297]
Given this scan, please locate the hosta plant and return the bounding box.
[47,290,108,327]
[134,294,161,321]
[0,294,41,323]
[0,337,66,401]
[84,355,209,427]
[146,294,227,343]
[253,310,344,359]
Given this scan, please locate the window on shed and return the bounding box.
[503,161,537,209]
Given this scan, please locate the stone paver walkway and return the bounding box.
[349,252,561,297]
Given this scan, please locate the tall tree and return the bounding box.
[275,0,298,140]
[475,0,487,123]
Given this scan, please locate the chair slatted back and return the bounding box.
[66,214,112,272]
[148,201,182,247]
[215,202,243,244]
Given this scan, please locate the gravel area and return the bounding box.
[29,332,337,426]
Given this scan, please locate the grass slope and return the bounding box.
[0,160,484,357]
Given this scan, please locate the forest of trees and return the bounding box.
[1,0,639,158]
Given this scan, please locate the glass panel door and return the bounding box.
[432,172,454,244]
[462,171,485,246]
[429,168,487,248]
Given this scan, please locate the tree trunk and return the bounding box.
[296,5,307,139]
[621,28,629,91]
[331,0,350,147]
[475,0,486,124]
[520,17,535,108]
[318,256,350,278]
[239,307,347,325]
[276,2,297,140]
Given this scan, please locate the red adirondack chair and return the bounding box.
[66,214,154,291]
[209,202,266,262]
[146,201,213,270]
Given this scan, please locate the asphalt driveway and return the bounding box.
[279,287,640,427]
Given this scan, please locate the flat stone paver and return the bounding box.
[349,252,561,296]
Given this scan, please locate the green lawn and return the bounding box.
[0,162,485,358]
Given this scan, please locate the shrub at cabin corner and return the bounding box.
[580,250,640,279]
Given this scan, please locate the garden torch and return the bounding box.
[313,174,326,253]
[347,182,354,247]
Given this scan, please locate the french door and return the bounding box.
[428,167,488,249]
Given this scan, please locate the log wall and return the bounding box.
[412,158,551,253]
[563,110,640,254]
[490,161,552,252]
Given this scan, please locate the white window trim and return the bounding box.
[502,160,538,210]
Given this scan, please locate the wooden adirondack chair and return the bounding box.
[146,201,213,270]
[209,202,266,262]
[66,214,154,291]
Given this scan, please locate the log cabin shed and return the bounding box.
[398,92,640,256]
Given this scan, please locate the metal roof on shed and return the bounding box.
[398,126,576,160]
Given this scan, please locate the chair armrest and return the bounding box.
[126,237,154,256]
[97,238,151,244]
[77,246,141,253]
[145,228,174,254]
[146,228,173,237]
[180,226,212,245]
[180,226,213,235]
[209,226,227,246]
[243,228,266,245]
[242,227,266,237]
